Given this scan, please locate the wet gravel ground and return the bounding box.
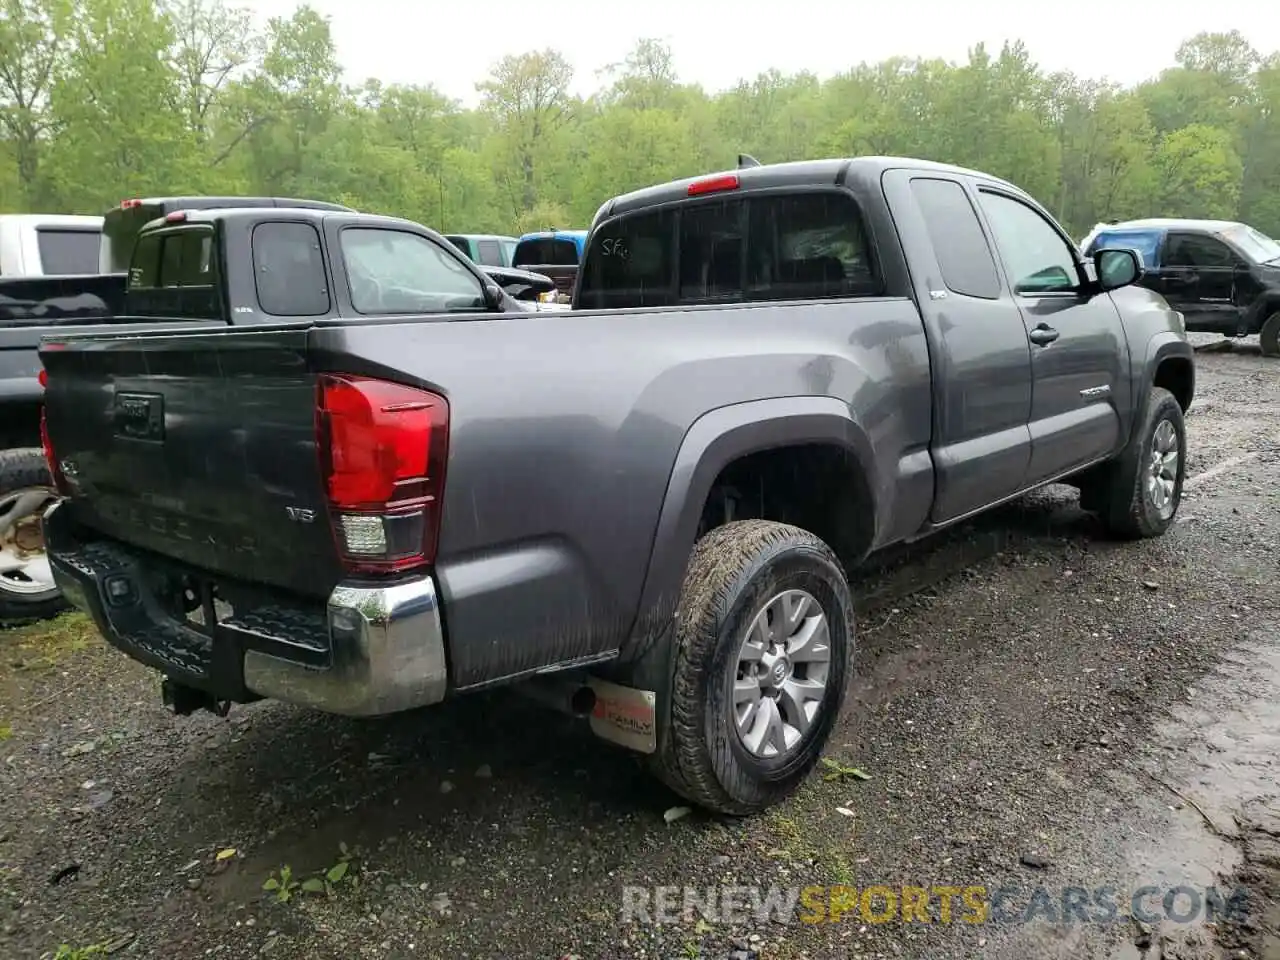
[1,335,1277,960]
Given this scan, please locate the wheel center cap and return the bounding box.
[771,660,789,685]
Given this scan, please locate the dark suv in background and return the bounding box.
[1083,217,1280,356]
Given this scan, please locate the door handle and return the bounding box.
[1029,324,1059,346]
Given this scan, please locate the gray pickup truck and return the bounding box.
[0,197,556,623]
[37,157,1194,815]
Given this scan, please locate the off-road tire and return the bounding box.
[647,520,854,815]
[1091,387,1186,540]
[0,447,67,624]
[1260,311,1280,358]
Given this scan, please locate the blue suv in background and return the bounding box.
[512,229,587,299]
[1083,218,1280,357]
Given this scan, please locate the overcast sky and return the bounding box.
[251,0,1278,105]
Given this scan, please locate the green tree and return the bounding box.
[1153,123,1243,219]
[0,10,1276,240]
[44,0,196,209]
[0,0,67,206]
[163,0,256,144]
[477,49,575,216]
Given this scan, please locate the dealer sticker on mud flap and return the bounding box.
[587,677,657,754]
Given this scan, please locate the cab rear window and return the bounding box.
[125,227,221,320]
[577,191,880,309]
[35,228,100,275]
[128,229,215,289]
[513,238,580,267]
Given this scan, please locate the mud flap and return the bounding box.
[586,676,657,753]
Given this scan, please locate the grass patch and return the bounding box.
[1,612,99,672]
[49,944,109,960]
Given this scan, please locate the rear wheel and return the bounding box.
[1260,311,1280,358]
[648,520,854,815]
[0,448,67,624]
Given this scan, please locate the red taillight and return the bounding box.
[687,173,740,197]
[39,407,67,494]
[120,198,143,209]
[316,375,449,574]
[38,369,47,388]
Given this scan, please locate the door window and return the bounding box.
[977,191,1080,294]
[341,228,486,314]
[1163,233,1235,269]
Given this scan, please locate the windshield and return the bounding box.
[1223,225,1280,264]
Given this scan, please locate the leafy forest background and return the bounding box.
[1,0,1279,240]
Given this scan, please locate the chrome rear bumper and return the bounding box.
[45,500,448,717]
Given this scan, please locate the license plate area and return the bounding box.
[145,570,233,636]
[113,391,165,442]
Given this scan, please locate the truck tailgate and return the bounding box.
[40,327,344,598]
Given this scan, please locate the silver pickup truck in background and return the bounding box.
[0,214,103,278]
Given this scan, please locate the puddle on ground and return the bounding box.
[988,623,1280,959]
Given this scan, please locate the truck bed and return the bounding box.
[40,299,932,690]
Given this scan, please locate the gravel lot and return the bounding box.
[1,336,1277,960]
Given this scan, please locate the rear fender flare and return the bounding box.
[625,396,877,656]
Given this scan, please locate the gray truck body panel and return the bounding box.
[38,157,1194,699]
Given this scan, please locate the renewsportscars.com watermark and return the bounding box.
[621,884,1250,926]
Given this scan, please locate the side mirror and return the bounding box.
[1093,247,1142,292]
[482,283,504,309]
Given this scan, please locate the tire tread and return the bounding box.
[650,519,853,815]
[0,446,67,624]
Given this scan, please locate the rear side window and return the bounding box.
[578,190,879,309]
[513,238,580,267]
[477,239,502,265]
[1091,229,1161,268]
[446,236,472,257]
[35,228,100,275]
[908,178,1001,299]
[253,221,330,317]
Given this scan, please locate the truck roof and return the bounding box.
[151,208,419,231]
[517,229,587,241]
[1092,218,1246,234]
[0,213,103,228]
[117,196,350,214]
[446,233,517,243]
[597,156,1024,221]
